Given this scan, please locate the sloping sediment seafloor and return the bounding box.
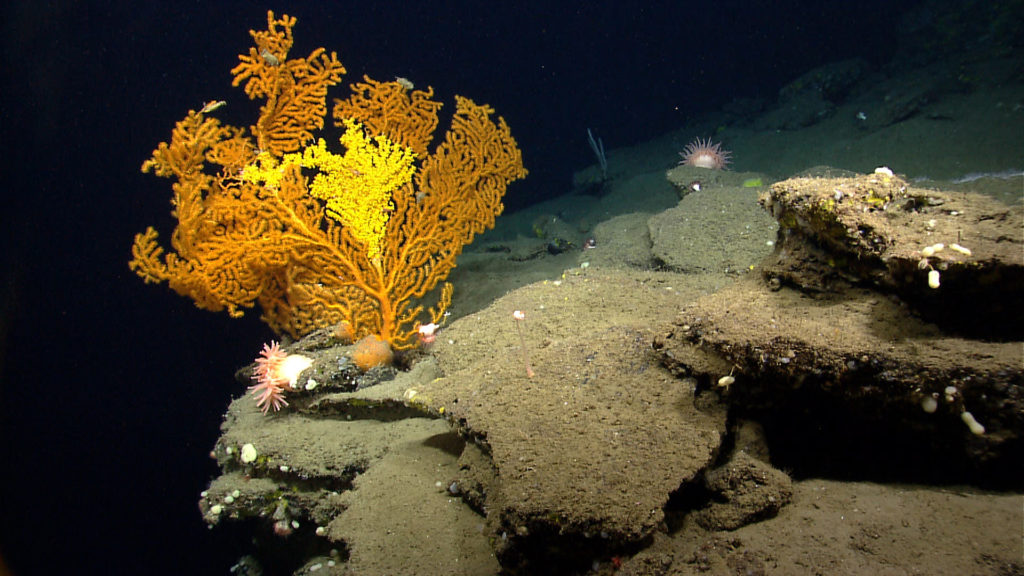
[197,167,1022,575]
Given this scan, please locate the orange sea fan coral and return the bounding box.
[130,11,527,349]
[334,76,442,158]
[231,12,344,156]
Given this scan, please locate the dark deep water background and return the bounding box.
[0,0,965,574]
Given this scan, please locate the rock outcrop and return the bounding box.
[656,170,1023,485]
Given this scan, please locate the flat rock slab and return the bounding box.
[648,186,778,275]
[625,479,1023,575]
[584,212,655,269]
[199,368,499,575]
[407,269,728,564]
[325,425,499,575]
[656,278,1023,482]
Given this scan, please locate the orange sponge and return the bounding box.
[351,335,393,371]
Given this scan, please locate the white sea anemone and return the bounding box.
[678,138,731,170]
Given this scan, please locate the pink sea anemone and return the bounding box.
[418,323,439,345]
[678,138,731,170]
[249,341,290,414]
[248,341,314,414]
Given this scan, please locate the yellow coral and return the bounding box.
[240,151,288,190]
[298,120,417,261]
[130,11,527,349]
[241,119,417,261]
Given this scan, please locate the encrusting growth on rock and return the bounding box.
[130,11,527,349]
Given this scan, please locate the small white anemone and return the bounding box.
[278,354,314,388]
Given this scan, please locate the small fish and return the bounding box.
[200,100,227,114]
[260,47,280,66]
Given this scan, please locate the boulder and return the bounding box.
[694,451,794,531]
[760,170,1024,339]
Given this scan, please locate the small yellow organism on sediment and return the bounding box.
[950,243,972,256]
[921,243,944,258]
